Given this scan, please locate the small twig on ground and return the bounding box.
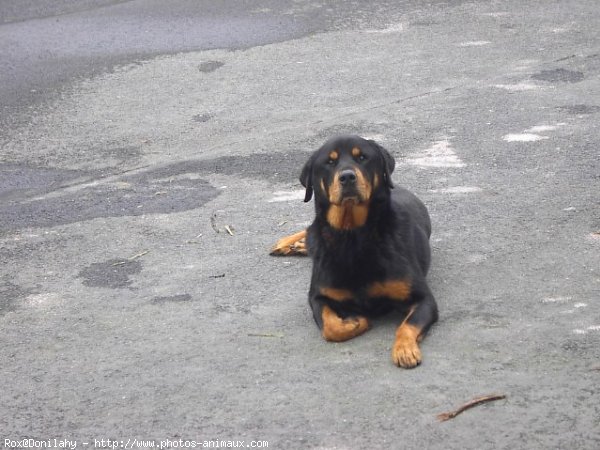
[437,394,507,422]
[128,250,149,261]
[209,274,225,279]
[248,333,284,338]
[186,234,203,244]
[112,250,149,266]
[224,225,235,236]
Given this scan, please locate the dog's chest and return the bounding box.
[309,220,414,304]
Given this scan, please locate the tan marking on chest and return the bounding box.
[326,203,369,230]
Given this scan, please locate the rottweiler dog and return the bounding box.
[271,135,438,368]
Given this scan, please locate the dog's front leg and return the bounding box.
[392,287,438,368]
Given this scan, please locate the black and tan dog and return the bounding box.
[271,135,438,368]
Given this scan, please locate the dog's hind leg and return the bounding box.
[270,229,308,256]
[309,294,369,342]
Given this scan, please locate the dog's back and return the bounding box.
[391,187,432,276]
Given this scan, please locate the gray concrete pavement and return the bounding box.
[1,0,599,449]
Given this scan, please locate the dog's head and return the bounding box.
[300,135,395,230]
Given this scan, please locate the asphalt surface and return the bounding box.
[1,0,599,449]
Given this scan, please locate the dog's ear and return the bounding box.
[299,153,315,202]
[369,140,395,188]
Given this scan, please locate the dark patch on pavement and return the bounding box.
[152,294,192,304]
[0,163,219,230]
[531,68,585,83]
[78,259,142,289]
[198,61,224,73]
[557,104,600,115]
[192,113,213,123]
[561,338,595,355]
[0,164,85,202]
[0,280,31,316]
[152,152,311,184]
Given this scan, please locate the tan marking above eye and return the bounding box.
[328,150,339,161]
[352,147,362,158]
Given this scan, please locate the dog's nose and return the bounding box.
[339,170,357,186]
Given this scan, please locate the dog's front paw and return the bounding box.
[392,338,422,368]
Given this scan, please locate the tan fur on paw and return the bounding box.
[270,230,308,256]
[322,306,369,342]
[392,323,422,368]
[392,339,422,368]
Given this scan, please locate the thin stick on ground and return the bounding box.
[224,225,235,236]
[111,250,149,266]
[247,333,284,338]
[437,394,507,422]
[128,250,149,261]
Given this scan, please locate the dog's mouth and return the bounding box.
[331,189,370,207]
[330,184,369,206]
[326,195,370,230]
[339,196,361,207]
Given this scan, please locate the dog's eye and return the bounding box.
[358,154,367,162]
[327,159,337,165]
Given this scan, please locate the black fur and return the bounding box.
[302,135,438,366]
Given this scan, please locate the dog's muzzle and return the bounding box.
[338,169,360,201]
[339,169,357,186]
